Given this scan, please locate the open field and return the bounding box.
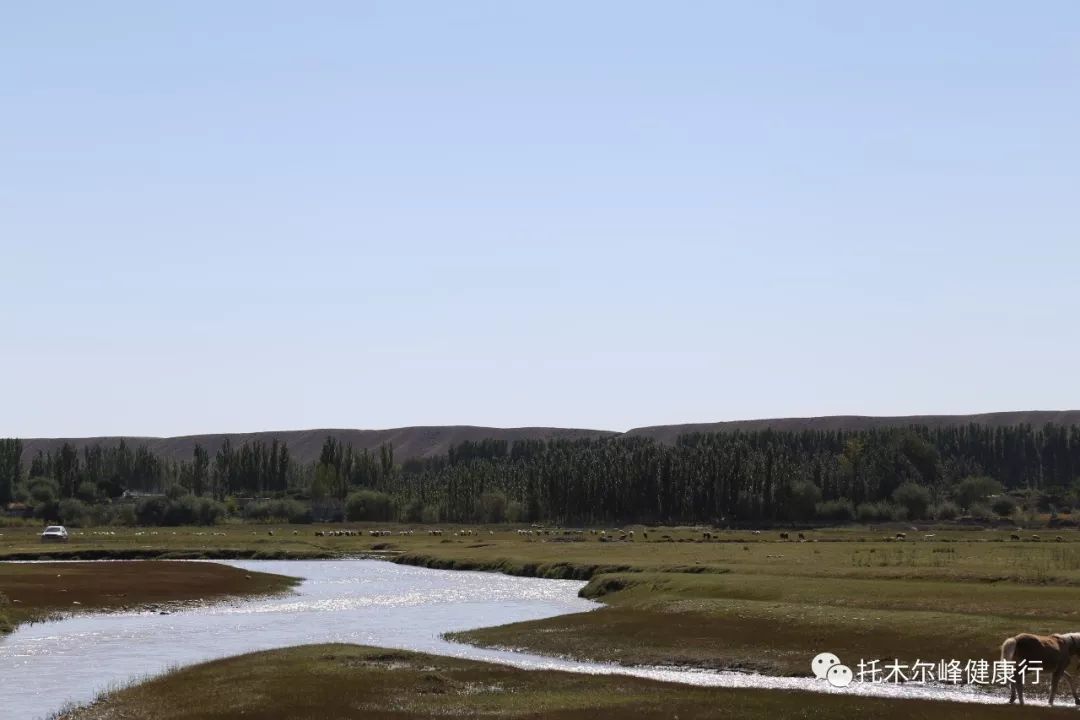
[54,643,1078,720]
[7,523,1080,681]
[0,561,299,634]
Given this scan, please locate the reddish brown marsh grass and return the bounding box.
[0,561,297,632]
[56,643,1078,720]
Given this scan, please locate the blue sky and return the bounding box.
[2,1,1078,437]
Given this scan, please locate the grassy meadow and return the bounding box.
[54,643,1079,720]
[7,521,1080,709]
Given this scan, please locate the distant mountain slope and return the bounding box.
[625,411,1080,443]
[18,426,617,465]
[17,411,1080,465]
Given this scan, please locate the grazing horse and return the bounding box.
[1001,633,1080,706]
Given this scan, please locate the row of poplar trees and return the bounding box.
[3,423,1079,524]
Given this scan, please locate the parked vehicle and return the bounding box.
[40,525,69,543]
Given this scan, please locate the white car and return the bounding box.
[40,525,69,543]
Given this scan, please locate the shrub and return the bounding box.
[131,495,226,526]
[163,495,225,525]
[992,496,1017,517]
[58,498,90,527]
[90,504,117,526]
[135,496,170,525]
[952,476,1002,511]
[195,497,226,525]
[165,484,188,501]
[856,501,903,523]
[892,482,932,520]
[312,499,343,523]
[113,504,137,526]
[244,499,311,524]
[19,477,59,505]
[345,490,395,522]
[931,500,960,521]
[815,499,855,523]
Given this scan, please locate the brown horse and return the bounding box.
[1001,633,1080,706]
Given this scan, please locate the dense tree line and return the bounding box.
[0,439,22,506]
[4,423,1080,526]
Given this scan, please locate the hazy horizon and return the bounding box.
[4,2,1078,438]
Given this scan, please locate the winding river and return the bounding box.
[2,559,1019,719]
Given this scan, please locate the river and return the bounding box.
[1,559,1020,718]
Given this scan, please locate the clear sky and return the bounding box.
[2,1,1078,438]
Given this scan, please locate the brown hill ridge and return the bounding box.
[626,410,1080,444]
[17,411,1080,465]
[18,426,616,466]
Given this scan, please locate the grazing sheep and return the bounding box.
[779,532,789,540]
[315,530,324,537]
[752,530,762,536]
[1056,536,1065,542]
[267,530,274,536]
[1011,533,1021,541]
[923,534,936,541]
[797,532,806,541]
[1032,534,1041,542]
[895,532,907,540]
